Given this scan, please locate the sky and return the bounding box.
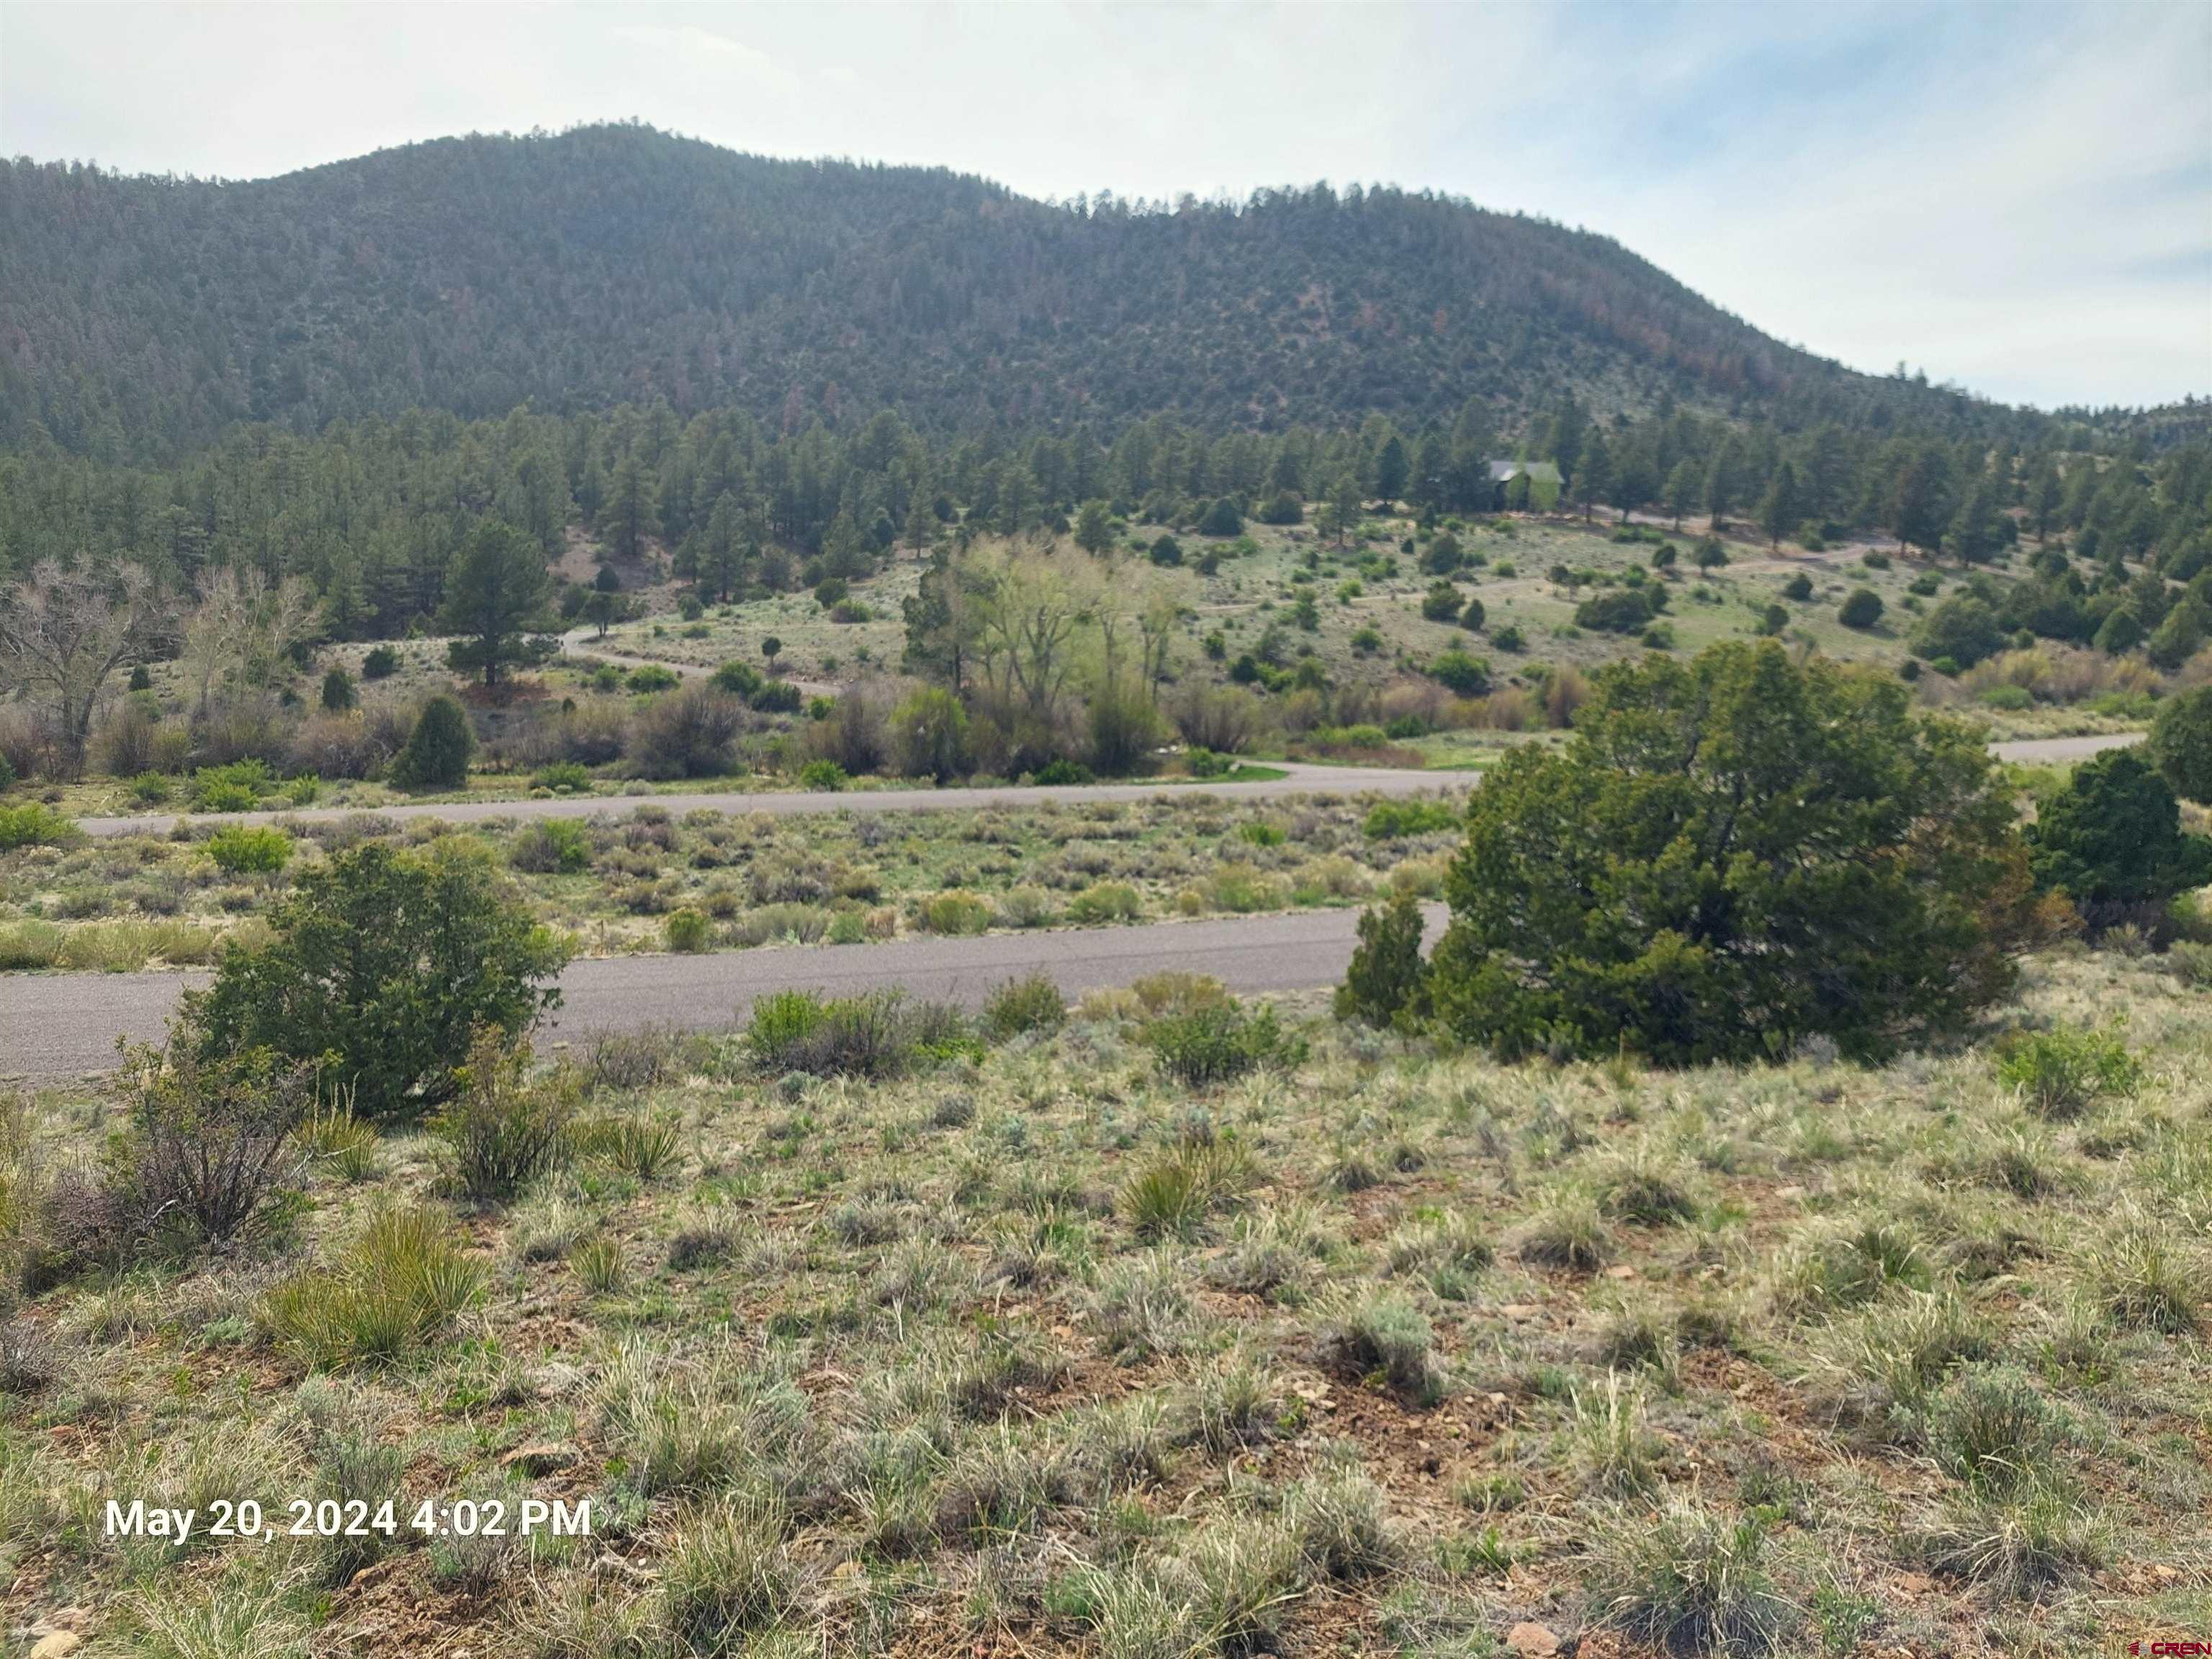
[3,0,2206,411]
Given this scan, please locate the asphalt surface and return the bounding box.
[0,907,1446,1085]
[70,763,1467,837]
[7,729,2144,1084]
[63,732,2139,840]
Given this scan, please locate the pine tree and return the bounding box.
[439,521,554,686]
[1074,499,1115,558]
[1758,461,1801,549]
[1373,434,1410,509]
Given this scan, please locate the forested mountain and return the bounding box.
[4,122,2026,463]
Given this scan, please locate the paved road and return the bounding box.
[67,732,2137,840]
[1987,732,2142,764]
[71,763,1468,838]
[0,907,1446,1086]
[9,729,2148,1082]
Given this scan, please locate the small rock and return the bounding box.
[31,1632,84,1659]
[346,1556,401,1591]
[500,1442,578,1475]
[1504,1622,1560,1658]
[1604,1264,1637,1280]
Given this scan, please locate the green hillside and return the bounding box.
[1,122,2020,461]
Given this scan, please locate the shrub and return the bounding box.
[890,686,974,783]
[186,841,567,1119]
[1335,891,1429,1029]
[665,908,711,952]
[918,889,994,935]
[1574,588,1661,634]
[2148,685,2212,804]
[632,685,747,778]
[191,757,276,811]
[798,757,848,791]
[1425,642,2032,1064]
[983,973,1066,1040]
[0,802,78,850]
[262,1208,486,1369]
[1838,588,1885,629]
[1996,1028,2141,1118]
[1926,1366,2064,1491]
[361,645,400,680]
[1148,534,1183,567]
[2028,750,2211,913]
[1421,583,1462,622]
[533,760,592,793]
[711,658,763,696]
[1363,799,1457,839]
[1781,573,1814,602]
[746,989,914,1078]
[1427,649,1491,696]
[99,1040,314,1256]
[1034,756,1094,786]
[1912,595,2007,670]
[1146,999,1305,1088]
[205,824,294,874]
[1067,881,1142,923]
[749,679,801,714]
[435,1030,576,1202]
[508,818,592,874]
[320,667,356,713]
[390,696,475,790]
[626,664,680,693]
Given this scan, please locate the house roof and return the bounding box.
[1488,459,1562,483]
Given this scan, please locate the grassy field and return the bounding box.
[591,512,2156,745]
[0,789,1467,971]
[0,946,2202,1656]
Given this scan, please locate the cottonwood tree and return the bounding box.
[179,566,320,716]
[972,549,1092,730]
[0,559,156,772]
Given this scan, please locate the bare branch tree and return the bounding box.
[179,567,318,716]
[0,561,155,773]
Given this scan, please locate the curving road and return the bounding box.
[63,732,2139,840]
[6,729,2144,1083]
[0,907,1447,1086]
[69,762,1470,838]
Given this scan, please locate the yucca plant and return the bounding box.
[262,1208,486,1369]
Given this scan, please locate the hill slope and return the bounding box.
[2,122,2005,459]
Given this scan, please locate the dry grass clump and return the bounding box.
[4,943,2203,1653]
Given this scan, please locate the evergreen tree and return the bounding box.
[1758,461,1801,549]
[1074,499,1115,557]
[1372,434,1410,509]
[604,451,659,563]
[439,521,554,686]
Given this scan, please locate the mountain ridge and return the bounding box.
[1,120,2029,461]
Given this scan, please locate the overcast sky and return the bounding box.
[4,0,2206,410]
